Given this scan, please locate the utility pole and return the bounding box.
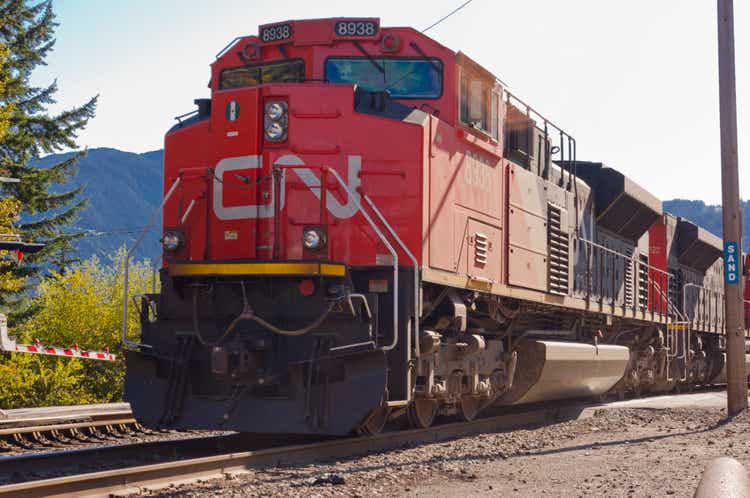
[717,0,747,416]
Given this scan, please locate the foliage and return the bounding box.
[0,197,24,295]
[0,248,154,408]
[0,0,98,314]
[0,42,12,141]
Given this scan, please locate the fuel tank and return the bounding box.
[496,340,630,405]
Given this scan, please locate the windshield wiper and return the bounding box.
[353,41,385,74]
[409,41,442,74]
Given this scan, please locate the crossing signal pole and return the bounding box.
[717,0,747,416]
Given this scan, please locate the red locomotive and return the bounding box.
[123,18,749,435]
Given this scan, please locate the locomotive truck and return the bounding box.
[122,17,749,435]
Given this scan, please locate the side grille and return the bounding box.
[668,269,679,311]
[547,204,569,295]
[638,254,649,311]
[624,260,634,308]
[474,232,488,266]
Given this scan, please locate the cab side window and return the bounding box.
[459,67,498,140]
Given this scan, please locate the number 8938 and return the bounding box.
[260,24,292,43]
[335,21,378,37]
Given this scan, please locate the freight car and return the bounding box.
[123,18,749,435]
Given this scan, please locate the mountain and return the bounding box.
[33,148,163,262]
[664,199,750,248]
[26,148,748,263]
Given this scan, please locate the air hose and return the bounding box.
[191,285,337,346]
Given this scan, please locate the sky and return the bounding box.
[34,0,749,203]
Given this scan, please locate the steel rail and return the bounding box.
[0,405,588,497]
[0,404,134,439]
[0,418,137,437]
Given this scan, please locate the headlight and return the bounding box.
[264,100,288,142]
[265,121,286,142]
[302,229,325,250]
[162,231,184,252]
[265,101,286,120]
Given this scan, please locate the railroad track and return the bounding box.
[0,386,731,496]
[0,403,593,497]
[0,403,136,451]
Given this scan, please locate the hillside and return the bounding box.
[33,148,163,262]
[28,149,747,262]
[663,199,750,248]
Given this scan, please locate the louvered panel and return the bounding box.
[638,254,649,311]
[668,269,679,313]
[474,232,488,266]
[547,204,569,295]
[623,255,634,308]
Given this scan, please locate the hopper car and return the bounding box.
[123,18,750,435]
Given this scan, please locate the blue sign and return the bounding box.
[724,241,740,284]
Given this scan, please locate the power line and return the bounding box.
[75,226,160,237]
[422,0,475,33]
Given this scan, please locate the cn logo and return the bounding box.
[212,154,362,220]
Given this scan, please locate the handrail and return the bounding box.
[180,199,196,225]
[215,35,252,59]
[653,281,687,322]
[654,280,689,382]
[323,167,400,352]
[274,164,401,352]
[575,237,671,277]
[363,194,421,357]
[122,177,182,350]
[151,254,162,294]
[683,283,723,329]
[575,236,672,314]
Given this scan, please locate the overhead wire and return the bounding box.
[422,0,475,33]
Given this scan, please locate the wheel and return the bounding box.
[458,395,481,422]
[407,398,438,429]
[358,403,389,435]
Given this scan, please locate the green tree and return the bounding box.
[0,249,154,408]
[0,0,97,312]
[0,43,25,297]
[0,42,11,140]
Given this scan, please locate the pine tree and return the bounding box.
[0,42,25,298]
[0,1,97,311]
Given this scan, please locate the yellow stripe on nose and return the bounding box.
[168,261,347,277]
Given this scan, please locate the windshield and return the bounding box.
[325,57,443,99]
[219,59,304,90]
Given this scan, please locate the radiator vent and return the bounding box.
[474,232,488,266]
[624,254,634,308]
[547,204,569,295]
[638,254,649,311]
[668,269,679,311]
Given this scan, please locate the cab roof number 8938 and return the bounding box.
[335,20,378,37]
[260,23,292,43]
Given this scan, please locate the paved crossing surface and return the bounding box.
[599,389,744,410]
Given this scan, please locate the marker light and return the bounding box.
[302,229,325,250]
[162,231,184,252]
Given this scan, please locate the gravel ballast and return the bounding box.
[141,406,750,498]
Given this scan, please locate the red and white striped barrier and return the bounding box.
[0,313,116,362]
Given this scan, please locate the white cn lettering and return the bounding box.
[212,154,361,220]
